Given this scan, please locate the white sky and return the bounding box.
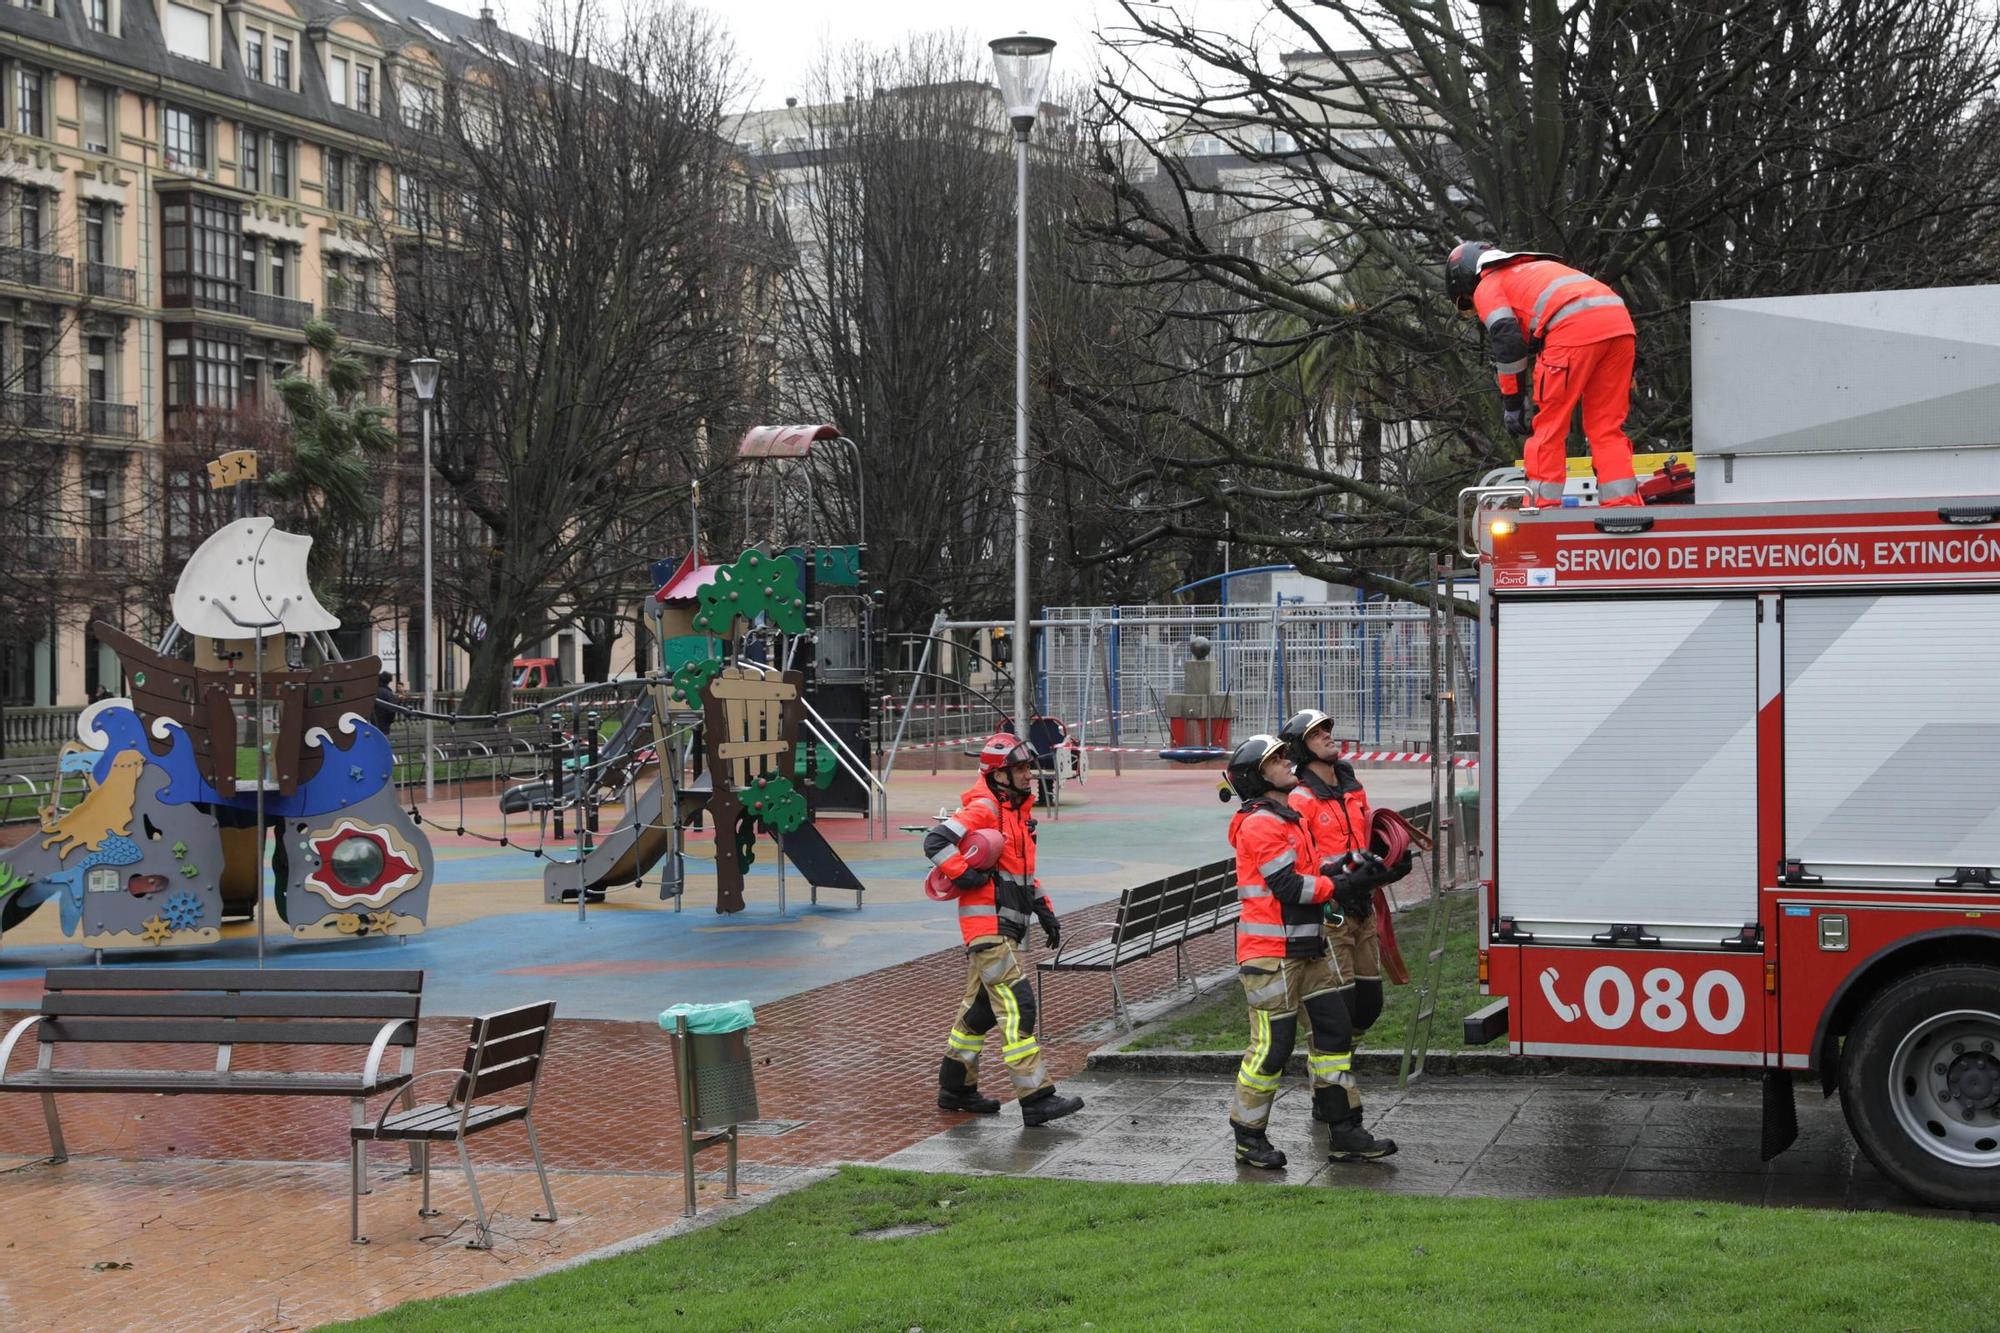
[431,0,1330,112]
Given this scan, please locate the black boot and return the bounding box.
[1311,1085,1344,1124]
[1231,1120,1287,1170]
[1326,1107,1398,1162]
[1020,1088,1084,1127]
[937,1058,1000,1114]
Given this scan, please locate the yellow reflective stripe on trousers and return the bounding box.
[1237,1008,1281,1089]
[1309,1052,1352,1075]
[947,1029,984,1052]
[1002,1037,1041,1062]
[991,969,1027,1043]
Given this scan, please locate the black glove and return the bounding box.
[1026,818,1039,837]
[1386,852,1415,884]
[953,867,993,892]
[1503,403,1533,437]
[1034,902,1061,950]
[1323,851,1387,918]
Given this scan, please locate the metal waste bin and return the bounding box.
[667,1011,759,1216]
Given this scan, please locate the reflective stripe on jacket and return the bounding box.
[1472,258,1635,398]
[924,778,1043,945]
[1229,798,1334,963]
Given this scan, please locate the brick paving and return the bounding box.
[0,897,1232,1326]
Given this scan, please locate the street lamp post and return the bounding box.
[408,357,441,800]
[989,32,1056,739]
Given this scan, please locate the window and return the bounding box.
[325,149,347,212]
[81,84,112,152]
[353,159,374,217]
[85,203,108,265]
[269,135,291,197]
[354,65,373,115]
[164,106,207,172]
[399,79,438,132]
[14,68,44,138]
[165,2,210,62]
[331,56,349,106]
[160,191,241,310]
[245,28,264,80]
[19,327,46,395]
[239,125,259,192]
[165,328,242,414]
[86,0,109,32]
[240,236,259,292]
[269,245,287,298]
[17,190,42,251]
[87,337,110,403]
[272,36,293,88]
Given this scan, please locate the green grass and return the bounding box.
[1125,888,1482,1053]
[333,1166,1996,1331]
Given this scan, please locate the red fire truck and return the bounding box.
[1461,492,2000,1208]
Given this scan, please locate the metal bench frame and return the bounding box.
[0,967,422,1169]
[1036,857,1239,1028]
[351,1000,558,1249]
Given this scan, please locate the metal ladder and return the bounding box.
[1398,555,1463,1088]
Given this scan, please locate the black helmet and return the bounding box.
[1445,240,1494,310]
[1279,708,1334,766]
[1225,734,1286,801]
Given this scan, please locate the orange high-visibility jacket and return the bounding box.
[925,778,1046,945]
[1472,259,1635,399]
[1287,760,1370,860]
[1230,798,1335,964]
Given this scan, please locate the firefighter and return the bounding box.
[1224,733,1398,1169]
[922,731,1084,1127]
[1280,710,1412,1088]
[1446,242,1642,510]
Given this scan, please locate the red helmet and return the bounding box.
[977,731,1034,774]
[923,828,1006,901]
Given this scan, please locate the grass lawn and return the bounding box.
[335,1166,1996,1331]
[1125,885,1483,1054]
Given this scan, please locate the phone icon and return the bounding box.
[1540,966,1580,1023]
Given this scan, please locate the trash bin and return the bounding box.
[662,1002,759,1216]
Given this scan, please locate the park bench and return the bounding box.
[0,751,75,825]
[1037,856,1239,1029]
[0,968,423,1169]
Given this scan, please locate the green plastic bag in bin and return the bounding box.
[660,1001,756,1034]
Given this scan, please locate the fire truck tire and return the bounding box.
[1838,963,2000,1211]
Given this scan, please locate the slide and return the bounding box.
[503,690,657,815]
[540,770,865,904]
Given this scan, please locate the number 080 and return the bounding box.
[1583,965,1745,1035]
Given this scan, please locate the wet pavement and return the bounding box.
[880,1070,1997,1219]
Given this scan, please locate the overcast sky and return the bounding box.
[433,0,1333,112]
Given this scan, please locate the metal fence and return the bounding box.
[1037,602,1476,752]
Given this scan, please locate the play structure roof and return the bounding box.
[172,517,342,638]
[654,548,722,604]
[738,423,842,459]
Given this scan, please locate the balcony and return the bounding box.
[242,290,314,329]
[13,535,148,577]
[0,392,77,433]
[87,400,139,439]
[0,246,74,292]
[85,535,144,573]
[84,261,138,302]
[323,292,395,346]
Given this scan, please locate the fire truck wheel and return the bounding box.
[1839,963,2000,1210]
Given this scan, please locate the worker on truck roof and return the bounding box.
[1447,242,1642,510]
[1222,734,1397,1169]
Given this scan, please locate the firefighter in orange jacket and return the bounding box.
[1447,242,1642,510]
[1223,734,1397,1169]
[1280,710,1414,1083]
[922,732,1085,1127]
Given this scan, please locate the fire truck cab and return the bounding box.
[1463,287,2000,1210]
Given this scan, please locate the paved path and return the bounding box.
[880,1069,1994,1220]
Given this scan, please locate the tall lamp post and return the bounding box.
[407,357,441,800]
[989,32,1056,739]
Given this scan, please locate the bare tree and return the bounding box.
[390,0,775,707]
[1071,0,2000,604]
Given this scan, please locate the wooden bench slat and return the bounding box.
[363,1103,526,1141]
[42,994,421,1020]
[42,968,424,993]
[38,1018,415,1046]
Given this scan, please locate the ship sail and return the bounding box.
[171,517,341,640]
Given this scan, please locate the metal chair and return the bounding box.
[351,1000,558,1248]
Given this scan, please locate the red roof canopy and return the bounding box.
[654,548,722,604]
[737,423,842,459]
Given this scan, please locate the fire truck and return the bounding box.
[1459,288,2000,1209]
